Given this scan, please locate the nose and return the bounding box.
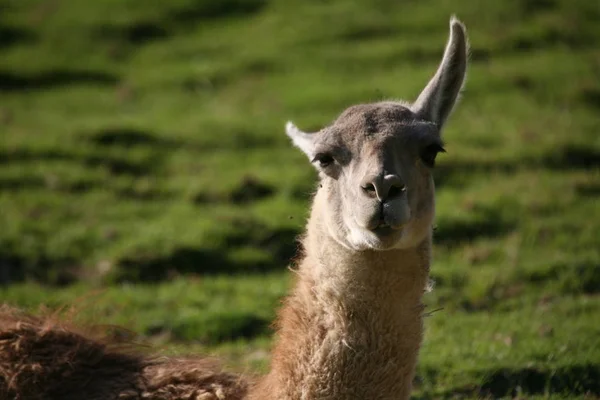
[360,173,405,202]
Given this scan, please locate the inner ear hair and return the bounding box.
[412,17,469,131]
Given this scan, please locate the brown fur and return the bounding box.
[0,305,248,400]
[250,193,432,400]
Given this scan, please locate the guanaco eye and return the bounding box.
[420,144,446,168]
[312,153,335,168]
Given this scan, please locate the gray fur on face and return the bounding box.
[287,18,468,250]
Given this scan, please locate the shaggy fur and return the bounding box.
[0,305,248,400]
[251,188,433,400]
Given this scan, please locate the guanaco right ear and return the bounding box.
[286,121,316,160]
[412,17,468,132]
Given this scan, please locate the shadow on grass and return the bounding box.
[480,364,600,397]
[520,0,557,12]
[434,144,600,189]
[94,22,169,45]
[434,206,516,246]
[320,12,596,69]
[0,149,70,164]
[89,128,180,148]
[0,24,35,48]
[168,0,267,26]
[580,87,600,110]
[85,154,160,176]
[1,220,300,285]
[114,224,300,283]
[336,25,398,42]
[0,176,96,194]
[0,148,162,177]
[194,175,276,205]
[0,253,78,286]
[543,144,600,170]
[225,223,300,266]
[116,248,237,282]
[522,260,600,295]
[89,125,277,151]
[509,27,596,52]
[112,187,172,202]
[415,364,600,398]
[0,144,173,201]
[91,0,267,52]
[576,182,600,198]
[0,70,118,92]
[0,176,47,191]
[168,311,271,344]
[1,126,181,178]
[0,156,171,202]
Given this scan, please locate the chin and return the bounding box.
[347,219,433,251]
[347,226,405,251]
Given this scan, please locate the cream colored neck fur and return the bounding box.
[252,190,431,400]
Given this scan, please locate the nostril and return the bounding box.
[388,184,406,199]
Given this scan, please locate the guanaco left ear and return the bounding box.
[412,16,468,132]
[286,121,316,160]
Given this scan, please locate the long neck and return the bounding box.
[251,193,431,400]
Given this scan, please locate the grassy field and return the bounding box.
[1,0,599,398]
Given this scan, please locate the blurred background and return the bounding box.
[1,0,599,397]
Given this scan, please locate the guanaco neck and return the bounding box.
[252,191,432,400]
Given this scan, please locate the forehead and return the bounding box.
[317,102,439,151]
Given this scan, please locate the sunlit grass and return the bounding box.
[1,0,599,397]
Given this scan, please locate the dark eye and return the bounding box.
[420,144,446,167]
[312,153,335,168]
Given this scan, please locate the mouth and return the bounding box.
[371,220,398,237]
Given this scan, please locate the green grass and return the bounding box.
[1,0,599,398]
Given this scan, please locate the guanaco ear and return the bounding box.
[412,16,468,131]
[286,121,316,160]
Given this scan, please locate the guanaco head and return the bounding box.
[287,18,468,251]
